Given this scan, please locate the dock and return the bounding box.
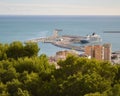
[26,36,85,51]
[52,42,84,51]
[26,30,85,52]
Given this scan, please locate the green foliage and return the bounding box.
[0,41,40,60]
[0,41,119,96]
[56,55,118,96]
[79,72,111,95]
[84,92,104,96]
[0,60,18,83]
[24,42,40,57]
[16,88,30,96]
[0,43,8,60]
[7,79,22,96]
[0,82,7,94]
[106,84,120,96]
[14,56,55,75]
[22,72,40,96]
[6,41,24,59]
[114,65,120,84]
[0,91,10,96]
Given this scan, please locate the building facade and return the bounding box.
[85,43,111,61]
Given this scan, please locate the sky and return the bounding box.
[0,0,120,15]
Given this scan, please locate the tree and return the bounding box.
[0,43,8,60]
[6,41,24,59]
[0,60,18,83]
[0,41,119,96]
[84,92,104,96]
[22,72,40,96]
[114,65,120,84]
[7,79,22,96]
[24,42,40,57]
[56,55,117,96]
[6,41,40,59]
[106,84,120,96]
[0,82,7,94]
[16,88,30,96]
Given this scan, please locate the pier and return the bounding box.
[26,30,85,51]
[26,36,85,51]
[52,42,84,51]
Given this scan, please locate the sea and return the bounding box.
[0,15,120,56]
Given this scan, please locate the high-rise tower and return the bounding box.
[85,43,111,61]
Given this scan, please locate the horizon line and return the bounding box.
[0,14,120,16]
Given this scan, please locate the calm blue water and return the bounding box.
[0,15,120,56]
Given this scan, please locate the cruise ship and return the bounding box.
[80,33,102,44]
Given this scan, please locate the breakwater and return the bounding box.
[26,35,85,52]
[52,42,84,51]
[104,31,120,33]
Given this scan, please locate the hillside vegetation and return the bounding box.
[0,41,120,96]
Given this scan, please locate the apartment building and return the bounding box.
[85,43,111,61]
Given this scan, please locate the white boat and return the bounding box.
[80,33,102,44]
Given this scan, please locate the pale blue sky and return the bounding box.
[0,0,120,15]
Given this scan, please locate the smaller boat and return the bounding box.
[80,33,102,44]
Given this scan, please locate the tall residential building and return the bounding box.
[94,45,103,60]
[103,43,111,61]
[85,43,111,61]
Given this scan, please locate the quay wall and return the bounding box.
[52,42,84,51]
[26,35,85,52]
